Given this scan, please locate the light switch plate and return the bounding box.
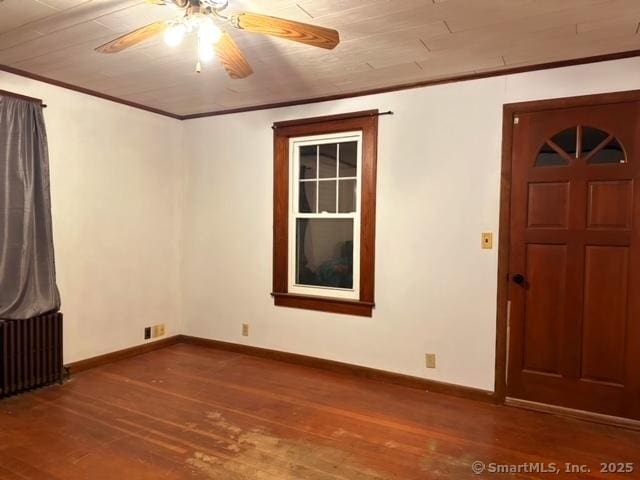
[481,232,493,249]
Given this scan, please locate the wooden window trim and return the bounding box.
[272,110,378,317]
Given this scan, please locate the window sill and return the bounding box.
[271,292,374,317]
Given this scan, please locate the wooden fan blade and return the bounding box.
[95,21,168,54]
[214,32,254,79]
[231,12,339,50]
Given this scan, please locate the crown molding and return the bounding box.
[0,64,181,119]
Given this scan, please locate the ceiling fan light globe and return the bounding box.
[198,42,215,63]
[163,23,185,47]
[198,18,223,45]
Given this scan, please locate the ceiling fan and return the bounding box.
[95,0,340,79]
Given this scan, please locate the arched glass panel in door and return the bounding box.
[535,126,626,166]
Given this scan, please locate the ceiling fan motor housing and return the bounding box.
[191,0,229,10]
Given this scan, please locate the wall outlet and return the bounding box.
[144,327,151,340]
[425,353,437,369]
[242,323,249,336]
[152,324,166,338]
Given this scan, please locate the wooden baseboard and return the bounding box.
[179,335,496,404]
[63,335,640,431]
[63,334,495,404]
[505,397,640,431]
[65,336,182,375]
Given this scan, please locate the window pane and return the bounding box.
[299,181,316,213]
[318,180,337,213]
[338,179,357,213]
[296,218,353,289]
[582,127,609,157]
[588,137,626,164]
[536,142,569,167]
[551,127,577,158]
[339,141,358,177]
[300,145,317,179]
[319,143,337,178]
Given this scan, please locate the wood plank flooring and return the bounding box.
[1,343,640,479]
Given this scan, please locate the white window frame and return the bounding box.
[287,131,363,300]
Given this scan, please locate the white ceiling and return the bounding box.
[1,0,640,116]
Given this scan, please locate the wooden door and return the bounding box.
[507,101,640,419]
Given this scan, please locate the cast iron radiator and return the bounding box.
[0,311,63,398]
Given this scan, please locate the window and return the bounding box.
[290,133,361,299]
[272,111,378,316]
[535,126,626,167]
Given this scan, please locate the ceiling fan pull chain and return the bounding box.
[196,60,202,73]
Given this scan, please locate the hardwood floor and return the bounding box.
[1,343,640,479]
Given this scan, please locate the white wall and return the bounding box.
[181,57,640,391]
[4,56,640,386]
[0,72,184,363]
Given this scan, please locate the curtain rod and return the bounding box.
[0,89,47,108]
[272,110,393,129]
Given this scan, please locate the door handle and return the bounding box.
[512,274,525,285]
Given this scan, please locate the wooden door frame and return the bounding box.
[494,88,640,404]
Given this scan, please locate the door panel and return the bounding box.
[507,101,640,419]
[527,183,570,228]
[587,181,633,229]
[581,246,628,385]
[523,244,566,375]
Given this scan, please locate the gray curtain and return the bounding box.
[0,95,60,319]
